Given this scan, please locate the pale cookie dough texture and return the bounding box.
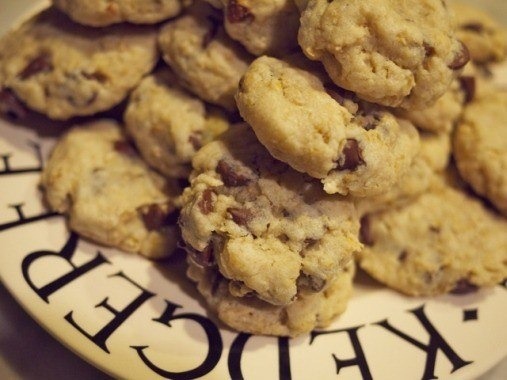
[355,129,451,215]
[179,124,362,306]
[158,2,252,110]
[453,89,507,216]
[357,181,507,296]
[52,0,185,26]
[298,0,469,109]
[236,56,420,197]
[124,69,229,179]
[452,1,507,63]
[40,120,180,259]
[187,258,355,336]
[212,0,301,56]
[0,8,158,120]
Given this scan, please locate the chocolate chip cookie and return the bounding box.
[124,68,229,179]
[0,7,158,120]
[357,179,507,296]
[40,120,180,259]
[298,0,469,109]
[236,56,420,197]
[453,89,507,216]
[179,123,362,306]
[158,2,253,110]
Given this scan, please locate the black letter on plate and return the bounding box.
[21,232,109,303]
[228,334,292,380]
[131,300,223,379]
[65,271,155,354]
[310,325,372,380]
[375,305,473,380]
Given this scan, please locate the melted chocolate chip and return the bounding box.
[423,42,436,57]
[459,76,476,104]
[448,41,470,70]
[113,140,137,157]
[138,204,178,231]
[336,139,364,171]
[297,273,326,292]
[359,215,374,246]
[198,189,215,215]
[451,279,479,295]
[18,52,53,80]
[0,88,27,119]
[186,242,215,267]
[227,207,252,226]
[227,0,255,23]
[461,23,484,33]
[217,159,256,187]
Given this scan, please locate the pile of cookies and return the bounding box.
[1,0,506,337]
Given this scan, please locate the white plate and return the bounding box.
[0,1,506,379]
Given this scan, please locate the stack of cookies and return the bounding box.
[1,0,506,336]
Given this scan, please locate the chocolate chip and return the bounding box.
[355,112,382,130]
[82,71,109,83]
[227,207,252,226]
[297,273,326,292]
[459,76,476,104]
[448,41,470,70]
[189,133,203,150]
[398,250,408,262]
[359,215,374,246]
[226,0,255,23]
[336,139,364,171]
[461,23,484,33]
[304,238,318,249]
[0,88,27,119]
[217,159,256,187]
[18,52,53,80]
[186,242,215,267]
[198,189,215,215]
[113,140,137,157]
[138,204,178,230]
[423,42,436,57]
[451,279,478,295]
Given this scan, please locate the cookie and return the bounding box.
[355,128,451,215]
[452,1,507,64]
[179,123,362,306]
[357,180,507,296]
[40,120,180,259]
[453,89,507,216]
[298,0,469,109]
[158,2,252,110]
[235,56,420,197]
[52,0,185,26]
[212,0,300,56]
[395,77,466,133]
[124,68,229,179]
[0,8,158,120]
[187,258,355,337]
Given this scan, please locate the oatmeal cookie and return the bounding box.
[213,0,300,56]
[158,2,252,110]
[52,0,185,26]
[357,180,507,296]
[187,259,355,336]
[0,7,158,120]
[179,123,362,306]
[452,1,507,64]
[124,68,229,178]
[298,0,469,109]
[40,120,180,259]
[236,56,420,197]
[453,89,507,216]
